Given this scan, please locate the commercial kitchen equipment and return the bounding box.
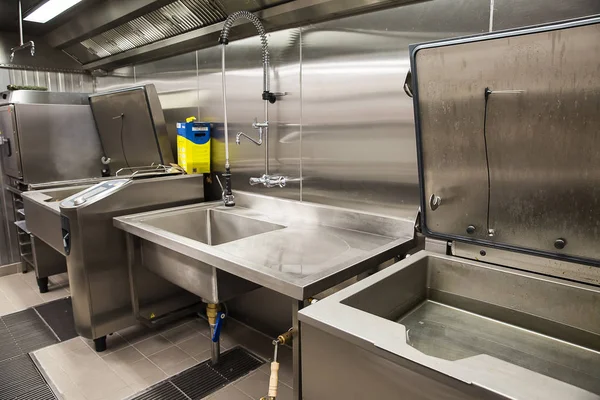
[299,16,600,400]
[20,84,174,293]
[50,84,206,352]
[0,90,102,281]
[114,190,417,396]
[60,174,204,352]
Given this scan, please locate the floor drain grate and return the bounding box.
[0,299,75,399]
[132,347,264,400]
[35,298,77,342]
[0,309,58,362]
[0,354,56,399]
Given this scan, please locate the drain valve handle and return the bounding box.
[211,312,225,342]
[262,329,294,400]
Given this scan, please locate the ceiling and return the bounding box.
[0,0,103,37]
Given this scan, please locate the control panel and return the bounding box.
[60,179,129,208]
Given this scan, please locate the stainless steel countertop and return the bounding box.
[114,191,417,300]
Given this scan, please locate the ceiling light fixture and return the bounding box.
[24,0,83,23]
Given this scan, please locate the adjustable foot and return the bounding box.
[37,277,49,293]
[94,336,107,352]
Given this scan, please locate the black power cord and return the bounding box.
[483,88,492,236]
[113,113,131,168]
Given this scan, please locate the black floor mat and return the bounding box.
[132,347,264,400]
[34,298,77,341]
[0,354,57,400]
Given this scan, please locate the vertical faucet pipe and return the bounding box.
[264,97,269,175]
[221,45,230,170]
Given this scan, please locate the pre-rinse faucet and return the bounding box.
[218,11,289,206]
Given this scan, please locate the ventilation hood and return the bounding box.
[43,0,415,71]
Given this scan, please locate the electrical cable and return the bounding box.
[483,88,492,236]
[113,113,131,168]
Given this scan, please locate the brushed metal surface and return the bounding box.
[134,52,198,157]
[14,103,103,184]
[60,174,204,340]
[93,67,135,92]
[31,235,66,279]
[301,324,500,400]
[5,69,94,93]
[412,18,600,263]
[452,242,600,286]
[492,0,600,31]
[22,185,91,254]
[79,0,417,71]
[0,105,21,180]
[114,191,416,300]
[300,250,600,399]
[299,0,488,217]
[89,84,174,172]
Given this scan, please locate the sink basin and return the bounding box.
[139,208,285,246]
[114,191,416,301]
[299,250,600,399]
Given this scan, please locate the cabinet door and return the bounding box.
[0,105,23,179]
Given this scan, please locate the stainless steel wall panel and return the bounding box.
[300,0,489,217]
[135,52,199,156]
[492,0,600,31]
[196,29,301,200]
[94,67,135,92]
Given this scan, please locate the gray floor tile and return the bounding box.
[117,324,155,344]
[235,370,293,400]
[133,334,172,357]
[208,385,252,400]
[112,358,167,393]
[84,333,129,355]
[148,346,195,375]
[162,322,201,345]
[176,332,213,358]
[162,357,197,377]
[102,345,144,367]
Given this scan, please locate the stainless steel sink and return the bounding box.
[139,208,285,246]
[299,250,600,399]
[115,191,416,302]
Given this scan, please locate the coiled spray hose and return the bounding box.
[219,10,270,93]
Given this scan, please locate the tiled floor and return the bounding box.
[0,270,294,400]
[0,271,70,316]
[33,316,294,400]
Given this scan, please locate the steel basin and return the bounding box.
[299,250,600,399]
[115,191,416,302]
[138,208,285,246]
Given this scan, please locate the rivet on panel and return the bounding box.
[554,238,567,250]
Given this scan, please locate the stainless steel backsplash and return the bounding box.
[95,0,600,217]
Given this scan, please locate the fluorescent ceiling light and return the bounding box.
[24,0,83,23]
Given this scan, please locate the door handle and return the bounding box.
[0,137,11,157]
